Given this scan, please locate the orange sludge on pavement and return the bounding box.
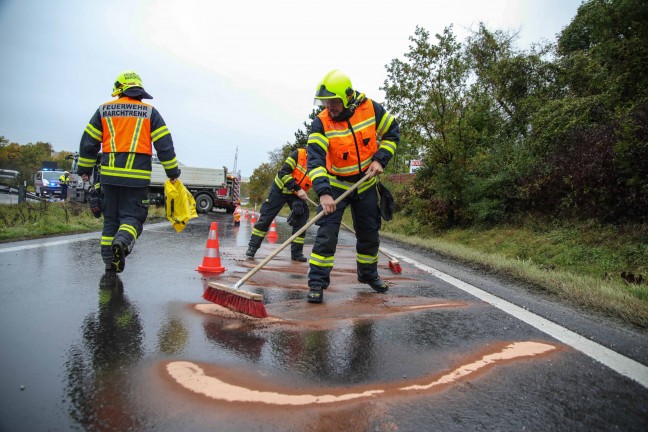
[162,241,562,417]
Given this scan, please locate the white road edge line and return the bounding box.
[383,249,648,389]
[0,222,169,254]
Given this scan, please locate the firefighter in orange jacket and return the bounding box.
[246,147,312,261]
[306,70,399,303]
[78,70,180,274]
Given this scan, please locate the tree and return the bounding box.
[467,24,559,139]
[54,151,74,172]
[522,0,648,221]
[294,108,320,148]
[461,24,560,223]
[382,26,477,225]
[557,0,648,108]
[0,138,57,184]
[248,162,276,206]
[0,137,21,169]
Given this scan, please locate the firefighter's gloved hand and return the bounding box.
[88,183,102,218]
[287,211,297,227]
[292,199,305,215]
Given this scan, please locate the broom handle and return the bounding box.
[304,195,397,262]
[233,172,372,289]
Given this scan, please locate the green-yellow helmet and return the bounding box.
[111,70,145,97]
[314,70,354,108]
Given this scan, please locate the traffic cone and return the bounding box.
[250,211,256,224]
[197,222,225,274]
[267,218,279,243]
[244,209,249,219]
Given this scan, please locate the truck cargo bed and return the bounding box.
[150,164,226,188]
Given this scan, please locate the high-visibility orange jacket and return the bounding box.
[306,93,399,197]
[319,100,377,177]
[78,96,180,187]
[274,148,312,194]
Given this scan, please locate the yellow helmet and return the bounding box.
[111,70,148,97]
[314,70,354,108]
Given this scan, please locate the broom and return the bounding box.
[203,172,373,318]
[305,196,402,273]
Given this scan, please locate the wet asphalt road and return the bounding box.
[0,211,647,431]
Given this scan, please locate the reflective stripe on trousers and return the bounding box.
[308,183,381,288]
[249,185,310,252]
[100,184,149,265]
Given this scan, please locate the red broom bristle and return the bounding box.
[203,286,268,318]
[388,260,403,274]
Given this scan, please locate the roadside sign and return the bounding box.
[409,159,423,173]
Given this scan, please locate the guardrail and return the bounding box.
[0,185,55,203]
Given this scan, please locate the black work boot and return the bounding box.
[307,286,324,303]
[291,243,307,262]
[358,276,389,293]
[246,245,258,258]
[291,252,307,262]
[247,236,263,259]
[111,240,127,273]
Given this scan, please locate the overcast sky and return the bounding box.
[0,0,583,177]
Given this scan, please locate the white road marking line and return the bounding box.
[0,222,170,254]
[383,249,648,389]
[0,234,97,253]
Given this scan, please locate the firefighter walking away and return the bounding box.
[77,70,181,274]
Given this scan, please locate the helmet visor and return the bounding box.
[315,84,337,98]
[314,97,344,107]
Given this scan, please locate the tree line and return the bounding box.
[0,137,73,185]
[382,0,647,226]
[250,0,646,226]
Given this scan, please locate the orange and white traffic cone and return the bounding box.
[244,209,249,219]
[250,211,256,224]
[196,222,225,274]
[267,218,279,243]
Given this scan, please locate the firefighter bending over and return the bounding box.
[246,147,312,261]
[306,70,399,303]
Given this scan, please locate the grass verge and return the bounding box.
[0,202,166,242]
[382,215,648,328]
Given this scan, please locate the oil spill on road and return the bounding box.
[162,341,559,406]
[193,297,467,329]
[170,241,561,418]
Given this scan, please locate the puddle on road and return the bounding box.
[193,297,467,329]
[198,242,454,322]
[163,341,558,406]
[172,242,560,411]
